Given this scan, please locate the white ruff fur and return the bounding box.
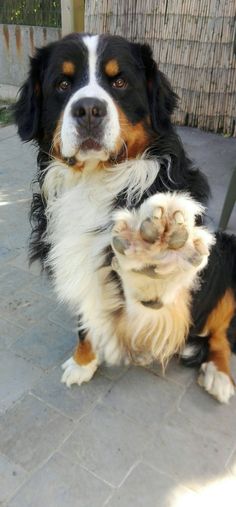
[44,156,214,368]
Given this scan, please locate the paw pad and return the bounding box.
[112,236,130,255]
[168,226,189,250]
[140,218,160,244]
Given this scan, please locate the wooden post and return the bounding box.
[61,0,84,36]
[73,0,85,32]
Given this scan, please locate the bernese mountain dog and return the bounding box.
[14,33,236,403]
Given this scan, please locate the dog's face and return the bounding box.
[15,34,177,169]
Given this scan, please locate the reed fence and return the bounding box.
[85,0,236,136]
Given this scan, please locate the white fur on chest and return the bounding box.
[44,158,160,362]
[46,170,114,310]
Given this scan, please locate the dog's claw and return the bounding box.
[173,210,185,224]
[153,206,163,219]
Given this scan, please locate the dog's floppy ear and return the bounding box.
[14,45,50,142]
[139,44,178,132]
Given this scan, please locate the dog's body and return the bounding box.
[15,33,236,403]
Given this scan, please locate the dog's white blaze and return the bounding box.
[61,35,120,160]
[83,34,98,85]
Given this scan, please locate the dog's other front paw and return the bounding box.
[198,361,235,403]
[111,192,214,277]
[61,357,98,387]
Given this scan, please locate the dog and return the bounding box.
[14,33,236,403]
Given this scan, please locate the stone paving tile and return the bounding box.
[0,394,74,472]
[228,451,236,476]
[0,318,24,349]
[0,174,31,196]
[0,289,57,330]
[146,356,195,387]
[7,452,111,507]
[0,138,34,164]
[0,351,43,413]
[99,364,129,381]
[5,233,28,253]
[8,250,41,276]
[0,125,17,140]
[1,126,236,505]
[0,453,28,505]
[143,410,234,491]
[27,275,56,300]
[47,305,75,331]
[0,266,36,299]
[0,244,20,268]
[179,381,236,442]
[0,186,30,207]
[13,320,75,370]
[179,127,236,231]
[106,462,197,507]
[60,403,150,487]
[103,367,184,430]
[32,367,113,420]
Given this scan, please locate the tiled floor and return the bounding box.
[0,124,235,506]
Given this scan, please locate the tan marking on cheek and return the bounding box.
[201,289,236,376]
[115,106,153,159]
[73,339,96,366]
[62,61,75,76]
[104,59,120,77]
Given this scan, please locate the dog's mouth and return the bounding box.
[80,138,103,152]
[63,140,127,168]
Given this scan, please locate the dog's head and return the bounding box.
[15,34,177,169]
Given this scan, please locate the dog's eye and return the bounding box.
[57,79,71,92]
[112,77,127,89]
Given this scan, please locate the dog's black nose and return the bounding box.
[71,98,107,131]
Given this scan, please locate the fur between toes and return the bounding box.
[198,361,235,403]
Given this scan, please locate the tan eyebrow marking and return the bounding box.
[62,61,75,75]
[104,59,119,77]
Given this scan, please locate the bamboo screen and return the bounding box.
[85,0,236,136]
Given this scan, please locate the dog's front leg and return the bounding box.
[61,331,98,387]
[109,192,215,365]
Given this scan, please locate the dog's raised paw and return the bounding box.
[198,361,235,403]
[111,192,214,276]
[61,357,98,387]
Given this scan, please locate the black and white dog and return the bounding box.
[15,34,236,403]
